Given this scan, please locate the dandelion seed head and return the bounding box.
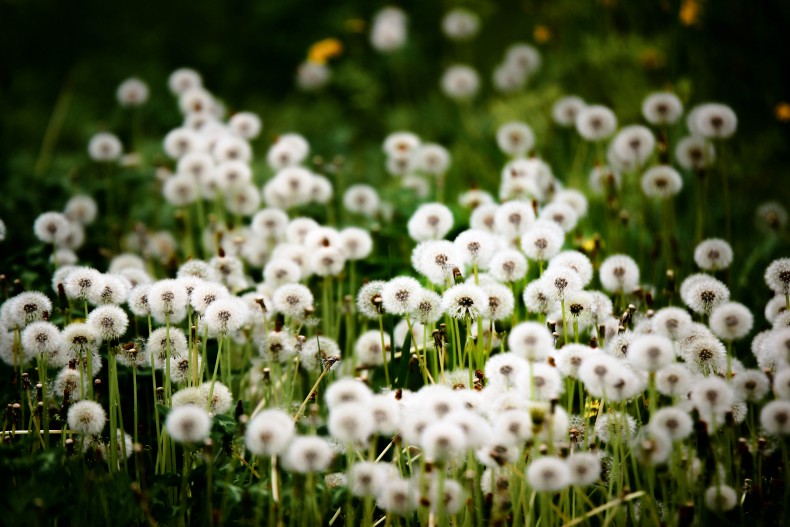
[704,485,738,512]
[54,367,86,402]
[628,334,675,372]
[21,321,65,364]
[441,64,480,101]
[508,322,553,362]
[381,277,422,316]
[370,6,407,52]
[496,121,535,157]
[34,212,71,245]
[692,103,737,139]
[228,111,262,140]
[576,105,617,141]
[343,184,380,217]
[148,279,189,324]
[566,452,601,487]
[642,92,683,125]
[541,266,583,302]
[490,249,528,283]
[599,254,640,294]
[709,301,753,341]
[146,327,187,368]
[756,201,788,232]
[521,220,564,261]
[469,203,499,233]
[376,478,416,515]
[86,305,129,342]
[641,165,683,199]
[551,96,586,127]
[407,203,454,242]
[272,283,314,319]
[527,456,571,492]
[612,125,656,167]
[765,258,790,296]
[68,400,107,436]
[166,405,212,444]
[494,200,535,241]
[88,132,123,162]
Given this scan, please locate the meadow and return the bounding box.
[1,1,790,526]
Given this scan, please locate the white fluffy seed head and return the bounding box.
[761,400,790,436]
[419,422,466,462]
[272,283,314,319]
[628,334,675,372]
[328,403,374,445]
[169,68,202,95]
[641,165,683,199]
[694,238,733,271]
[612,125,655,167]
[508,322,553,361]
[704,485,738,512]
[21,321,65,363]
[204,297,249,336]
[599,254,640,294]
[684,276,730,315]
[649,407,693,441]
[343,184,380,217]
[709,302,753,341]
[522,280,557,315]
[228,111,262,140]
[675,136,715,171]
[575,105,617,141]
[690,376,734,415]
[117,77,149,107]
[34,212,71,245]
[642,92,683,125]
[145,327,187,369]
[652,307,693,341]
[731,369,769,402]
[496,121,535,157]
[381,277,421,316]
[485,253,526,287]
[325,378,372,409]
[494,200,535,241]
[166,405,212,444]
[655,363,693,397]
[86,305,129,342]
[88,132,123,161]
[376,478,416,515]
[565,453,601,487]
[441,283,487,320]
[283,435,335,473]
[541,266,583,302]
[148,279,189,324]
[527,456,571,492]
[691,103,737,140]
[407,203,454,242]
[441,64,480,101]
[765,258,790,296]
[68,400,106,436]
[552,96,586,127]
[521,221,564,261]
[442,8,480,41]
[480,282,515,321]
[340,228,373,261]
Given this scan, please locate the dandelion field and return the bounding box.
[2,1,790,526]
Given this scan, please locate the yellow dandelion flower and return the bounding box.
[533,25,551,44]
[680,0,701,26]
[308,38,343,65]
[775,102,790,122]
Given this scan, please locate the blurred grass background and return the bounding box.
[0,0,788,283]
